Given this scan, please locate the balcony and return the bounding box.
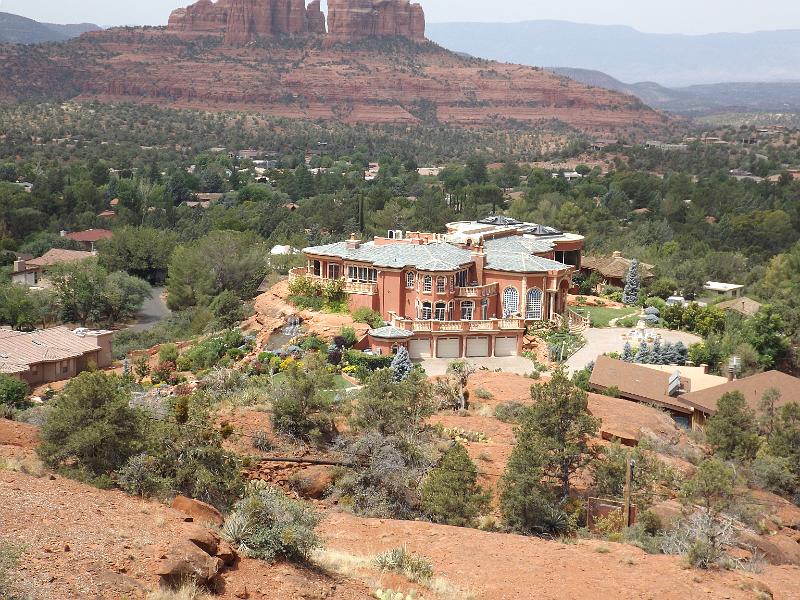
[456,283,498,298]
[289,267,377,295]
[388,313,524,334]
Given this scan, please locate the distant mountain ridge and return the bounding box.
[0,12,100,44]
[550,67,800,115]
[426,20,800,87]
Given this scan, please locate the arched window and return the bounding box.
[434,302,446,321]
[423,275,432,293]
[526,288,544,320]
[436,276,446,294]
[503,287,519,317]
[421,301,432,320]
[406,271,415,289]
[460,300,474,321]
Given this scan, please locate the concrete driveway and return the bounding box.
[130,287,171,332]
[567,327,702,374]
[416,356,535,377]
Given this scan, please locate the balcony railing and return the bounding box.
[389,313,524,333]
[289,267,377,295]
[456,283,498,298]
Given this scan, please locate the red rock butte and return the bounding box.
[167,0,426,45]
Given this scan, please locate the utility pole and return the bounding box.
[623,458,635,528]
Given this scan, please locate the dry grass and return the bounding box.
[313,548,477,600]
[0,456,46,478]
[146,581,211,600]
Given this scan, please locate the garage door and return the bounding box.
[436,338,461,359]
[495,336,518,357]
[409,338,432,359]
[466,337,490,358]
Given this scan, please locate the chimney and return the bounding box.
[727,367,735,382]
[13,259,25,273]
[60,230,67,237]
[612,250,622,258]
[345,233,361,250]
[472,243,486,284]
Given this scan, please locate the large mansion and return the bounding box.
[293,217,586,359]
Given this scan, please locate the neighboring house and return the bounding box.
[581,252,655,291]
[64,229,113,252]
[716,296,763,317]
[294,216,586,360]
[11,249,94,287]
[0,327,114,387]
[703,281,744,299]
[589,355,696,428]
[679,371,800,425]
[590,355,800,429]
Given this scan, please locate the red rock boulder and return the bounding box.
[171,495,225,527]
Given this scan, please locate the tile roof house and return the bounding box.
[581,252,655,290]
[63,229,113,252]
[716,296,763,317]
[0,327,114,386]
[679,371,800,417]
[11,249,94,287]
[296,218,586,361]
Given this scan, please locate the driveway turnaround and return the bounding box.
[566,327,702,374]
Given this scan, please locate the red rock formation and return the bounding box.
[306,0,327,35]
[327,0,426,43]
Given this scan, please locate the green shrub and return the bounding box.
[352,307,384,328]
[0,542,26,600]
[159,343,179,364]
[179,330,247,372]
[222,484,322,562]
[340,326,358,347]
[420,443,490,527]
[0,374,29,410]
[373,547,434,583]
[747,455,798,497]
[494,401,528,424]
[474,387,494,400]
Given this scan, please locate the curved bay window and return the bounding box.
[526,288,544,320]
[503,287,519,318]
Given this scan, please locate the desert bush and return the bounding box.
[373,547,434,583]
[158,343,179,364]
[746,455,798,497]
[473,387,494,400]
[147,580,211,600]
[117,453,172,498]
[222,484,322,562]
[252,430,273,452]
[271,354,337,443]
[659,511,738,569]
[351,307,384,328]
[493,401,528,424]
[200,367,247,398]
[350,369,436,437]
[0,374,29,410]
[420,443,490,527]
[0,542,26,600]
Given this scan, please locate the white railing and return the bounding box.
[457,283,498,298]
[289,268,376,295]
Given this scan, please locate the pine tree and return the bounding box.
[421,443,490,527]
[651,338,663,364]
[634,342,649,364]
[675,341,688,365]
[622,259,641,306]
[621,342,634,362]
[705,392,761,461]
[390,346,412,382]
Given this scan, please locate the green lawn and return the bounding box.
[571,306,638,328]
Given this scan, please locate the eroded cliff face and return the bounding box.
[167,0,424,45]
[327,0,425,43]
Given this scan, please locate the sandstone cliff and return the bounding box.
[327,0,426,43]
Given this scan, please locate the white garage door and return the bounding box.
[436,338,461,359]
[466,337,490,358]
[409,338,432,359]
[495,337,518,357]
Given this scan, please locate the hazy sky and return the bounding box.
[1,0,798,35]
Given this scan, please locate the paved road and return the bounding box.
[566,327,702,373]
[129,287,171,332]
[416,356,536,377]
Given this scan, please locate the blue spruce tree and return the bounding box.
[621,342,634,362]
[390,346,412,381]
[622,259,641,306]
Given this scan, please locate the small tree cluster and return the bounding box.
[626,341,688,365]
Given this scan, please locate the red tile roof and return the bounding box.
[64,229,113,243]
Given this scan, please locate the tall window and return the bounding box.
[421,301,432,320]
[481,298,489,320]
[436,276,446,294]
[406,271,415,289]
[455,269,469,288]
[461,300,474,321]
[503,287,519,317]
[526,288,544,320]
[328,264,340,279]
[423,275,432,293]
[434,302,446,321]
[448,301,454,321]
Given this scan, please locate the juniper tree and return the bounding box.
[622,259,641,306]
[420,443,490,526]
[705,391,760,462]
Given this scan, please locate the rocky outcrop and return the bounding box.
[168,0,320,44]
[171,495,225,527]
[306,0,327,35]
[327,0,426,43]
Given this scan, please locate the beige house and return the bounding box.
[0,327,114,387]
[10,249,94,287]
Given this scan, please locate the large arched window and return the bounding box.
[436,276,447,294]
[421,301,432,320]
[423,275,432,293]
[460,300,474,321]
[526,288,544,320]
[503,287,519,317]
[434,302,446,321]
